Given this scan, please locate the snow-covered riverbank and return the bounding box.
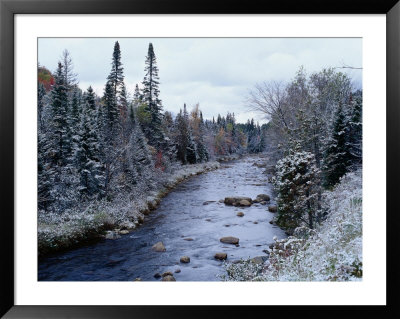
[39,155,285,281]
[224,170,362,281]
[38,161,220,256]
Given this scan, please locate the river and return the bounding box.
[38,156,286,281]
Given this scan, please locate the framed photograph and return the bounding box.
[1,0,399,317]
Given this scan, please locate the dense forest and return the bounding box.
[38,40,363,282]
[225,67,363,281]
[247,67,362,232]
[37,41,266,254]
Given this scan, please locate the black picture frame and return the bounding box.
[1,0,399,318]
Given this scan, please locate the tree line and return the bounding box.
[247,67,362,232]
[38,41,266,213]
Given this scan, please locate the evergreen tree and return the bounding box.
[38,82,46,131]
[274,151,321,232]
[323,102,351,187]
[49,62,70,168]
[38,120,54,210]
[107,41,124,98]
[103,80,119,132]
[133,84,142,107]
[69,88,81,129]
[347,91,362,168]
[76,87,104,197]
[141,43,165,148]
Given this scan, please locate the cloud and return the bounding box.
[38,38,362,123]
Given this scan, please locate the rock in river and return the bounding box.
[239,200,252,207]
[180,256,190,263]
[268,205,278,213]
[214,253,228,260]
[224,196,252,206]
[105,231,120,240]
[162,271,173,277]
[254,194,270,202]
[154,273,161,279]
[236,212,244,217]
[162,275,176,281]
[152,241,166,252]
[220,236,239,245]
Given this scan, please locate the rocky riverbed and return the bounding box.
[38,155,286,281]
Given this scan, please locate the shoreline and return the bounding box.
[38,155,244,258]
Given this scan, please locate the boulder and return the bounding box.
[183,238,194,241]
[224,196,252,206]
[239,200,252,207]
[180,256,190,263]
[152,241,166,252]
[162,275,176,281]
[260,201,267,205]
[220,236,239,245]
[134,277,142,281]
[174,269,181,273]
[214,253,228,260]
[154,273,161,279]
[162,271,173,277]
[255,194,270,202]
[253,221,258,224]
[120,221,136,230]
[268,205,278,213]
[269,220,274,224]
[105,231,120,240]
[119,230,129,235]
[236,212,244,217]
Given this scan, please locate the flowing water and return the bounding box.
[38,156,286,281]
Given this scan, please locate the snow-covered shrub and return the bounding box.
[224,170,362,281]
[38,161,220,255]
[273,151,321,232]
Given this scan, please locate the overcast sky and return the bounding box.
[38,38,362,124]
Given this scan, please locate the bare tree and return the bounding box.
[61,49,78,90]
[246,81,290,129]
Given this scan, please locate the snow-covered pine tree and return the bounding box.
[347,90,362,169]
[119,83,129,139]
[274,150,321,232]
[132,84,142,107]
[322,101,351,187]
[38,82,46,132]
[49,62,71,168]
[125,107,154,188]
[196,111,209,162]
[107,41,124,98]
[141,43,165,149]
[38,119,54,210]
[76,86,105,197]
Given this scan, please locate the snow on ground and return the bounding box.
[224,170,362,281]
[38,161,220,256]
